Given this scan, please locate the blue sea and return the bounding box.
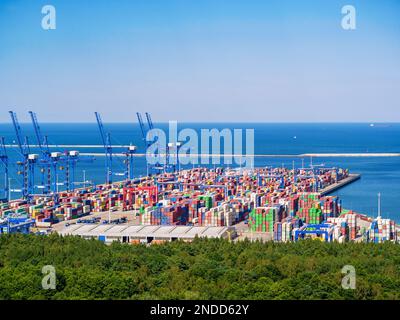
[0,123,399,222]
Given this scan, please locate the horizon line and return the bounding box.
[0,121,399,125]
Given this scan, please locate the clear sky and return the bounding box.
[0,0,399,122]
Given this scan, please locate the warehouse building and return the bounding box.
[57,223,235,244]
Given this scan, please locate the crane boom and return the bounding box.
[8,111,35,200]
[29,111,50,155]
[9,111,28,156]
[95,112,113,184]
[136,112,165,176]
[136,112,147,146]
[145,112,154,130]
[95,112,110,150]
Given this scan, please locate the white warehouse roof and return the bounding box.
[57,223,231,240]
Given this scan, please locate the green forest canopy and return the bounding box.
[0,234,399,300]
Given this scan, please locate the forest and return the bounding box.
[0,234,399,300]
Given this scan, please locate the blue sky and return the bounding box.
[0,0,399,122]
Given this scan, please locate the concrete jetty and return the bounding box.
[320,174,361,195]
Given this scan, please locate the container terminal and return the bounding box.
[0,111,398,244]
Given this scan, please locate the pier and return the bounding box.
[320,173,361,195]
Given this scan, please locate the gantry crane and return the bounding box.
[29,111,67,198]
[31,111,95,193]
[0,137,9,200]
[124,144,137,181]
[136,112,147,149]
[137,112,167,176]
[145,112,154,131]
[95,112,113,184]
[9,111,38,201]
[29,111,52,194]
[65,150,79,191]
[294,223,334,242]
[95,112,136,184]
[137,112,151,177]
[145,112,167,172]
[145,112,180,173]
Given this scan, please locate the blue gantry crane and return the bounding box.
[145,112,167,172]
[138,112,154,175]
[95,112,113,184]
[145,112,180,173]
[9,111,38,201]
[137,112,165,176]
[29,111,67,199]
[95,112,135,184]
[29,111,52,194]
[0,137,9,200]
[145,112,154,131]
[31,111,94,193]
[136,112,147,149]
[65,151,96,191]
[65,150,80,191]
[124,144,137,181]
[294,223,334,242]
[0,217,35,234]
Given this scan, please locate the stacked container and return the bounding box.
[306,207,323,224]
[368,217,397,243]
[248,207,279,232]
[274,221,295,242]
[197,204,235,227]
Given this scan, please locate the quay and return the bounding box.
[320,173,361,195]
